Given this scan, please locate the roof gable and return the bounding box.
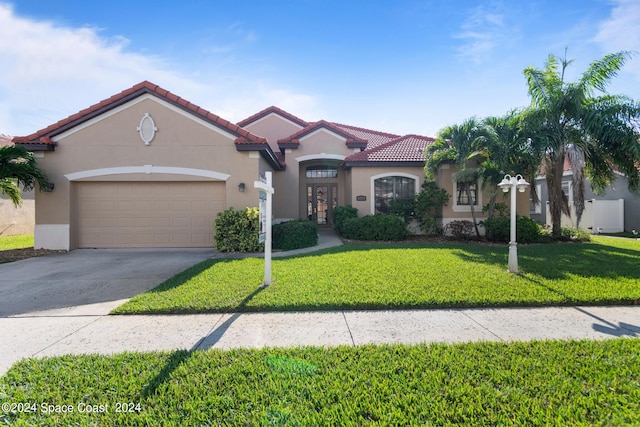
[13,81,267,147]
[237,106,309,128]
[277,120,368,149]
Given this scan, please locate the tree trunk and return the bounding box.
[466,186,481,237]
[546,151,569,237]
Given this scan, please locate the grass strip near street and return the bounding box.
[113,236,640,314]
[0,234,33,250]
[1,339,639,426]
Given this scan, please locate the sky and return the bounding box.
[1,0,639,139]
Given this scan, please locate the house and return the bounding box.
[13,81,526,249]
[530,157,639,233]
[0,134,35,237]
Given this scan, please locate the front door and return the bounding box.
[307,184,337,226]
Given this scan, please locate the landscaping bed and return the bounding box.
[2,339,638,426]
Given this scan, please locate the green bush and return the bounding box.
[332,205,358,235]
[446,220,475,239]
[482,216,543,244]
[414,181,449,234]
[214,207,263,252]
[342,214,407,241]
[273,219,318,250]
[388,198,415,223]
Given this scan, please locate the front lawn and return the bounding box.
[1,339,639,425]
[113,236,640,314]
[0,234,33,250]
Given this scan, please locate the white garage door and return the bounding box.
[75,181,225,248]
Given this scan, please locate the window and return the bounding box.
[456,181,478,206]
[561,181,573,203]
[306,166,338,179]
[530,184,542,214]
[374,176,415,214]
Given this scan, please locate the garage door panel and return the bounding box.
[76,181,224,248]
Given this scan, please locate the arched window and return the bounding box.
[374,176,415,214]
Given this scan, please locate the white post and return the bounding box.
[254,171,274,287]
[508,182,518,274]
[264,172,273,286]
[498,174,529,274]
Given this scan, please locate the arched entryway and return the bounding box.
[299,159,344,227]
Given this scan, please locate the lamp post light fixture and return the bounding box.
[497,174,530,274]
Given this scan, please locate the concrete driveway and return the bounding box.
[0,248,217,317]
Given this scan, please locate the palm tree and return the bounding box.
[480,111,542,219]
[523,50,640,236]
[0,144,50,207]
[426,117,488,237]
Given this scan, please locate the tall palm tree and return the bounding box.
[523,50,640,236]
[0,144,50,207]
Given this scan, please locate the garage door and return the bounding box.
[75,181,225,248]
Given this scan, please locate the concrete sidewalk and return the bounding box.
[2,305,639,376]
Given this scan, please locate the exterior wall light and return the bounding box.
[238,182,245,192]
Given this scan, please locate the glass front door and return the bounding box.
[307,184,337,225]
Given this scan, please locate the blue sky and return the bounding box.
[1,0,639,138]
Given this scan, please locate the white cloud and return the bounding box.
[0,3,320,136]
[454,3,510,64]
[0,3,202,135]
[594,0,640,79]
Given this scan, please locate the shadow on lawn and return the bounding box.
[141,285,265,398]
[450,242,640,281]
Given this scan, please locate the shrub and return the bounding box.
[446,220,475,240]
[214,207,263,252]
[482,216,543,244]
[414,181,449,234]
[273,219,318,250]
[332,205,358,235]
[388,198,415,223]
[342,214,407,241]
[560,227,591,242]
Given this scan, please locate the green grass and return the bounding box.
[0,234,33,250]
[113,236,640,314]
[1,339,639,426]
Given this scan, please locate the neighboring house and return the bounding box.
[13,81,525,249]
[530,158,639,233]
[0,134,35,237]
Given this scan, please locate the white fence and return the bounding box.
[546,199,624,233]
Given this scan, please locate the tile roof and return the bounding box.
[237,106,309,128]
[12,81,267,146]
[277,120,368,148]
[344,134,435,165]
[332,123,400,149]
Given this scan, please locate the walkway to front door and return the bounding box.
[307,184,337,226]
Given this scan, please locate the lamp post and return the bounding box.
[497,174,530,274]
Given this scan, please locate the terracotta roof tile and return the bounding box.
[237,106,309,128]
[344,134,435,164]
[332,123,400,149]
[13,80,267,145]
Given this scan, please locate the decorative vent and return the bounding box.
[137,113,158,145]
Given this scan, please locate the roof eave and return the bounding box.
[14,142,55,151]
[344,160,425,168]
[235,144,285,170]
